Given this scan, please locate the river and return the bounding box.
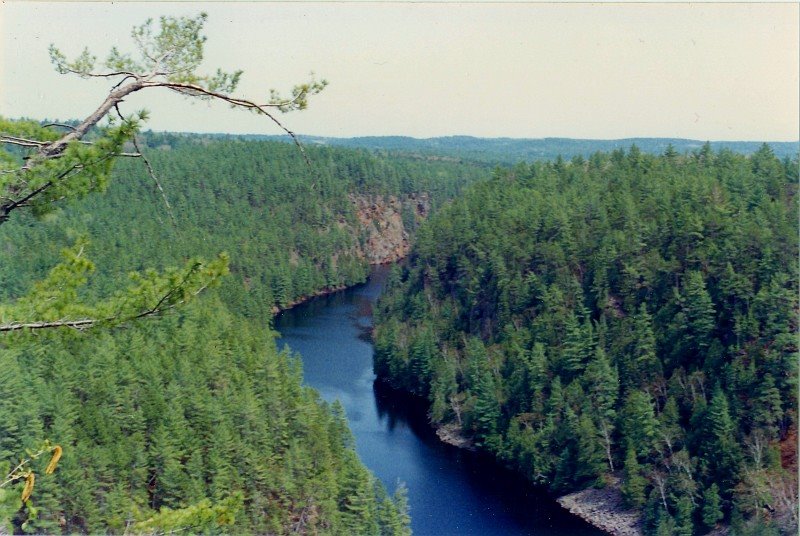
[274,265,602,536]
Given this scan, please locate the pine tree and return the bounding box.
[378,483,411,536]
[560,311,593,375]
[619,391,659,457]
[621,445,647,508]
[584,346,618,419]
[752,374,783,439]
[655,513,677,536]
[575,413,606,482]
[657,396,683,455]
[674,495,695,536]
[471,367,501,446]
[583,346,618,471]
[701,483,723,530]
[703,386,743,492]
[628,303,661,389]
[682,271,717,357]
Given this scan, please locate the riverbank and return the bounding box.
[431,419,643,535]
[556,477,643,536]
[376,378,640,535]
[271,259,402,316]
[271,283,353,315]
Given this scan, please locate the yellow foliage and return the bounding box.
[45,445,62,475]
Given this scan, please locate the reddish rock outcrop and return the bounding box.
[351,193,429,264]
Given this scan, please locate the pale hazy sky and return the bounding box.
[1,2,798,141]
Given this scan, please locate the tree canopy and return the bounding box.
[375,144,798,535]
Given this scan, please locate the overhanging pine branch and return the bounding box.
[0,268,211,333]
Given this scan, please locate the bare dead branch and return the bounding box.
[0,318,97,332]
[41,122,77,131]
[111,74,138,91]
[0,136,49,148]
[131,134,176,224]
[147,81,311,165]
[61,66,138,79]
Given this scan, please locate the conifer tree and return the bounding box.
[682,271,717,357]
[752,374,783,439]
[673,495,695,536]
[701,482,724,530]
[583,346,618,471]
[703,386,743,493]
[619,391,659,457]
[628,303,660,389]
[621,445,647,508]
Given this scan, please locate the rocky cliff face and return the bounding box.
[272,193,429,314]
[351,193,430,264]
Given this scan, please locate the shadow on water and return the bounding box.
[373,379,436,439]
[275,266,603,536]
[372,380,601,535]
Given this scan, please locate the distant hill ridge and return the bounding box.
[215,133,800,164]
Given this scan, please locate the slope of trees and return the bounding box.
[374,145,798,534]
[0,127,452,533]
[0,294,410,534]
[0,133,485,319]
[0,125,487,533]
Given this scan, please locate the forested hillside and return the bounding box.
[0,134,485,318]
[374,144,798,534]
[0,295,409,534]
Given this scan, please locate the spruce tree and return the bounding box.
[621,445,647,508]
[701,483,723,530]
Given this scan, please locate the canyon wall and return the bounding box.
[351,193,430,264]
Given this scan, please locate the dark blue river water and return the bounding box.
[275,266,601,536]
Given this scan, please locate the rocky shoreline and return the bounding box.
[431,420,641,535]
[435,423,476,451]
[431,417,646,536]
[556,477,643,536]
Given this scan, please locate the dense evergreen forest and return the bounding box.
[0,133,485,318]
[374,144,798,535]
[1,295,410,534]
[0,123,488,532]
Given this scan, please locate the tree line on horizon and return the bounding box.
[252,133,800,166]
